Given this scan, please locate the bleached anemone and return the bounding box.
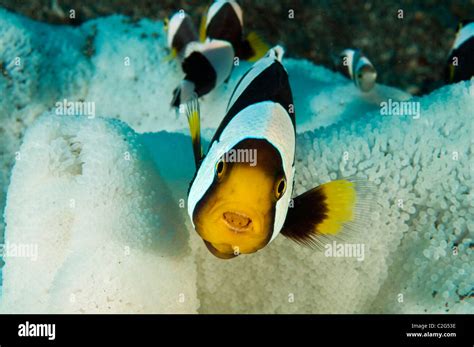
[0,8,472,313]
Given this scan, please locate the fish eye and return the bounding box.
[275,177,287,199]
[215,159,226,179]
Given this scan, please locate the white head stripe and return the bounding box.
[187,102,295,242]
[452,22,474,51]
[206,0,243,27]
[167,12,191,48]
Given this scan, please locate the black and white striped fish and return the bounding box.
[168,1,269,108]
[183,46,374,259]
[339,49,377,92]
[446,20,474,83]
[201,0,268,61]
[171,39,235,108]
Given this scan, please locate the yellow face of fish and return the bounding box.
[192,139,287,259]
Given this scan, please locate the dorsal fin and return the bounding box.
[211,47,293,144]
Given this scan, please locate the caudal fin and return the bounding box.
[241,31,270,62]
[281,179,378,249]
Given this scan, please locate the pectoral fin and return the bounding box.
[448,63,456,83]
[163,48,178,62]
[183,97,203,167]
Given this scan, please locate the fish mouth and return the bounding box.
[222,211,253,233]
[195,204,266,258]
[209,203,262,234]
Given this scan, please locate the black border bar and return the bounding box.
[0,314,472,346]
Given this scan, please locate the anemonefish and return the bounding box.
[166,10,234,108]
[182,46,374,259]
[339,49,377,92]
[169,1,268,108]
[171,39,235,108]
[446,20,474,83]
[200,0,268,61]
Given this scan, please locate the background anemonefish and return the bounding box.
[339,48,377,92]
[446,20,474,83]
[166,1,268,108]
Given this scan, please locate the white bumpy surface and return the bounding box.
[0,8,472,313]
[196,82,473,314]
[1,114,198,313]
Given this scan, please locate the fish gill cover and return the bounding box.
[0,7,472,313]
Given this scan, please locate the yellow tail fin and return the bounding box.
[281,179,378,248]
[317,180,356,235]
[245,32,270,62]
